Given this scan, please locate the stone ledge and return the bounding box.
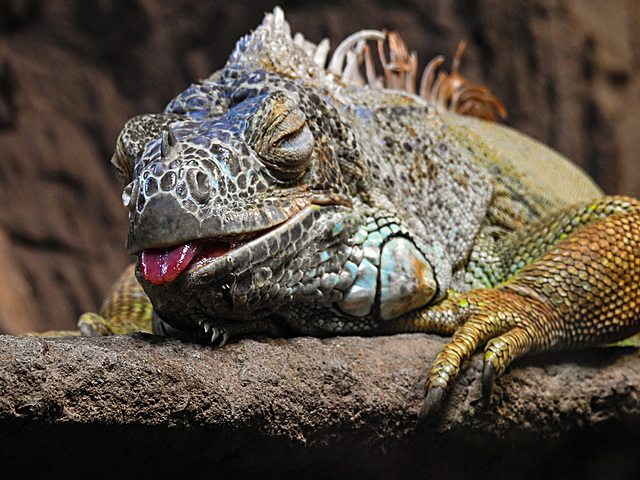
[1,333,639,479]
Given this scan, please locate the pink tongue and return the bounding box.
[140,243,202,285]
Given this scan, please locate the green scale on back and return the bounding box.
[68,8,640,417]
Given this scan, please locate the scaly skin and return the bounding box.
[77,264,152,336]
[67,9,640,418]
[420,198,640,414]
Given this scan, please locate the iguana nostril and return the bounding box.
[188,169,211,204]
[196,171,210,193]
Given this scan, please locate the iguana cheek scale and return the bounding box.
[67,7,640,419]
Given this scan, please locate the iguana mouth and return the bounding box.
[139,228,274,285]
[137,201,346,285]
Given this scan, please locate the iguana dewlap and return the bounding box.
[76,8,640,417]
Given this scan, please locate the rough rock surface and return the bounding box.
[1,332,640,479]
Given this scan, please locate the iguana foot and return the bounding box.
[419,202,640,418]
[77,264,153,336]
[77,312,112,336]
[420,287,558,418]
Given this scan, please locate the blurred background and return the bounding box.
[0,0,638,333]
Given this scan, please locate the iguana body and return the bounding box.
[75,8,640,417]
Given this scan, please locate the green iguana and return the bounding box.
[65,8,640,417]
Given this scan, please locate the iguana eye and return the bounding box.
[112,113,184,186]
[245,92,314,180]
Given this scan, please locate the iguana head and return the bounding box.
[112,8,371,341]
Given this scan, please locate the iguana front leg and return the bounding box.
[23,264,152,338]
[77,264,153,336]
[413,196,640,417]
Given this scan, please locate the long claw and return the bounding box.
[419,386,444,419]
[208,326,228,347]
[210,327,220,344]
[482,358,496,403]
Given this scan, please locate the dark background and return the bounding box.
[1,0,639,333]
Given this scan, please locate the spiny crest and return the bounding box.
[224,7,330,86]
[225,7,506,121]
[224,7,386,89]
[367,34,507,121]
